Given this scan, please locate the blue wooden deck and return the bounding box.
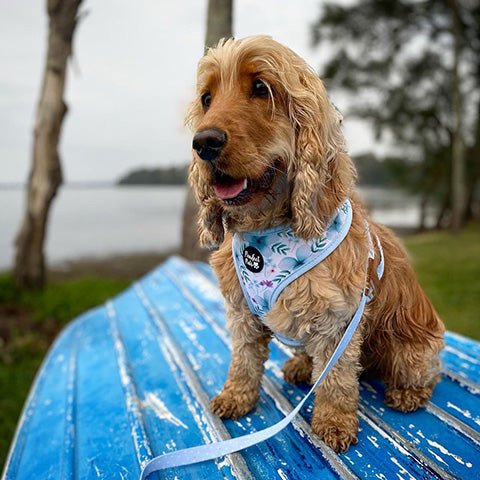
[3,256,480,480]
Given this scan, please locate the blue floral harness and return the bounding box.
[232,199,383,346]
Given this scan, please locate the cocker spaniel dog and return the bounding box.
[186,36,445,453]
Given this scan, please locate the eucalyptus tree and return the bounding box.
[14,0,84,288]
[312,0,479,231]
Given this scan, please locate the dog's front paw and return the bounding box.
[282,353,312,385]
[311,411,359,453]
[210,389,259,420]
[385,385,433,412]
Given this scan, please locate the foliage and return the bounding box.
[312,0,480,227]
[354,152,396,186]
[117,165,188,185]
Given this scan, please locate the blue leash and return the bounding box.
[140,290,370,479]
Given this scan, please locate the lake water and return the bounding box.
[0,185,427,270]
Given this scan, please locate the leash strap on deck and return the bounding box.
[139,291,369,479]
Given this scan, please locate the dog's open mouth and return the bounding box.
[212,164,278,205]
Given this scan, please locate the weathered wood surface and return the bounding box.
[3,256,480,479]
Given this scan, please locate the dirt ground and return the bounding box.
[47,250,177,282]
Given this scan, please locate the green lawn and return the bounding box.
[0,225,479,469]
[404,222,480,341]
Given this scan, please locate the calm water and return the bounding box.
[1,186,186,270]
[0,185,427,270]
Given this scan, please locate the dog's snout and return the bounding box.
[192,128,227,162]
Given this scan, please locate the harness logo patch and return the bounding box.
[243,246,264,273]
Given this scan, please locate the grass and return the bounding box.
[404,222,480,340]
[0,224,479,470]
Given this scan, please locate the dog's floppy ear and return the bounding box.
[185,67,225,249]
[288,70,354,240]
[188,160,225,248]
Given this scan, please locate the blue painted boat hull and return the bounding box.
[3,257,480,479]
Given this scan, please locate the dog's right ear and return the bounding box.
[188,160,225,249]
[185,69,225,249]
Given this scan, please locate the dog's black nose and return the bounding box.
[192,128,227,162]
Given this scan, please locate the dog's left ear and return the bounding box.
[288,71,354,240]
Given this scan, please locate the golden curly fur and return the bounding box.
[186,36,445,452]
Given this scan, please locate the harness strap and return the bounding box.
[274,332,307,347]
[273,222,384,346]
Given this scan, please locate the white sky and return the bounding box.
[0,0,376,184]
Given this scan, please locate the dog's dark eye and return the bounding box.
[252,79,271,98]
[201,92,212,109]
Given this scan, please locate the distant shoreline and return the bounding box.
[47,249,177,282]
[0,182,115,190]
[0,182,188,190]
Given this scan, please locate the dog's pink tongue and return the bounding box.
[214,179,245,200]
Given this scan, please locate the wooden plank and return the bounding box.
[108,288,250,480]
[74,306,142,479]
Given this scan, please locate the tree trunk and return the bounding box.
[14,0,83,288]
[418,193,428,232]
[448,0,467,233]
[465,102,480,221]
[205,0,233,52]
[180,0,233,261]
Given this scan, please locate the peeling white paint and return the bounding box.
[427,448,449,466]
[445,345,480,365]
[178,319,205,352]
[427,439,473,467]
[389,456,417,480]
[187,273,224,303]
[416,429,425,439]
[447,401,480,426]
[265,360,283,379]
[166,439,177,450]
[216,458,229,469]
[234,420,246,430]
[187,352,201,372]
[367,435,379,448]
[277,468,289,480]
[361,381,378,394]
[141,393,188,429]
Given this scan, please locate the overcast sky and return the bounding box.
[1,0,376,184]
